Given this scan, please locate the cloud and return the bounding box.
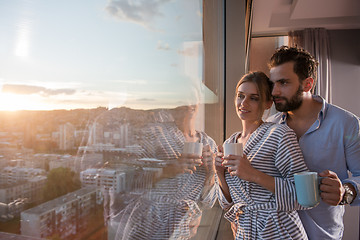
[1,84,76,96]
[113,79,147,84]
[50,90,128,110]
[135,98,156,102]
[105,0,171,30]
[157,40,170,50]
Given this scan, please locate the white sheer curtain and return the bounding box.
[288,28,332,103]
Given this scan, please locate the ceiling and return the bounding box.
[251,0,360,36]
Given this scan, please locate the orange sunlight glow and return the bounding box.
[0,93,55,111]
[0,91,129,111]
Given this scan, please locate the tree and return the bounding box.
[43,167,81,202]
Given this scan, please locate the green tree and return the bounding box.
[43,167,81,201]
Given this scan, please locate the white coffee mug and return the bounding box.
[183,142,203,156]
[223,142,243,156]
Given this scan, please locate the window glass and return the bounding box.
[0,1,223,239]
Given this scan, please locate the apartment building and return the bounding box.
[59,122,76,151]
[80,168,126,194]
[0,175,46,204]
[21,187,101,239]
[1,167,45,185]
[0,232,44,240]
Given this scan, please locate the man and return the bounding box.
[267,46,360,239]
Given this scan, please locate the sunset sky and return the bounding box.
[0,0,209,111]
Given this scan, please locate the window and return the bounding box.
[0,1,224,239]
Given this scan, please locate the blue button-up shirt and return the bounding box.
[268,95,360,240]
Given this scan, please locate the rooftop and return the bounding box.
[22,187,97,215]
[0,232,44,240]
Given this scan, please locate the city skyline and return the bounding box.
[0,0,208,111]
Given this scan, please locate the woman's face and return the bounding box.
[173,104,198,123]
[235,81,264,122]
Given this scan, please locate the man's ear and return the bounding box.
[302,77,314,92]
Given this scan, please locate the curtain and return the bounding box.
[245,0,253,72]
[288,28,332,103]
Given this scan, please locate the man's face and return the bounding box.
[270,61,304,112]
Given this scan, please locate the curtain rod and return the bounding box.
[251,33,288,38]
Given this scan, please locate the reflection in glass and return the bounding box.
[105,93,217,239]
[0,1,221,239]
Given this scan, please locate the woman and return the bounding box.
[113,101,217,239]
[215,71,309,239]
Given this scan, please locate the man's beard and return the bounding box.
[273,86,303,112]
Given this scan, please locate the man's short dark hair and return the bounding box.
[269,46,319,91]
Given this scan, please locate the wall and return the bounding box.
[329,28,360,240]
[329,29,360,117]
[225,0,247,140]
[204,0,225,144]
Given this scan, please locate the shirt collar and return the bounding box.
[313,95,327,123]
[279,95,328,124]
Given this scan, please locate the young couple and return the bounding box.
[216,46,360,239]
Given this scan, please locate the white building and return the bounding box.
[59,123,75,150]
[88,122,104,145]
[0,232,44,240]
[118,123,129,148]
[0,175,46,204]
[21,187,101,239]
[80,168,126,194]
[1,167,45,185]
[78,143,115,152]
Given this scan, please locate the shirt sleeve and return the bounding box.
[342,116,360,205]
[273,126,312,211]
[200,182,217,208]
[215,175,233,210]
[198,135,218,208]
[214,134,238,210]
